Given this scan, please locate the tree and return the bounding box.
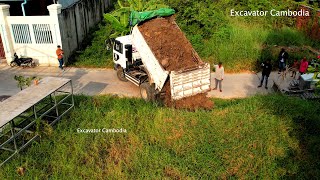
[14,75,37,90]
[104,0,168,39]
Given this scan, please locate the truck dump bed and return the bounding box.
[170,64,211,100]
[132,26,169,91]
[132,17,211,100]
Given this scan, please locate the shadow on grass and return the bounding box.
[254,30,320,178]
[254,27,320,178]
[258,95,320,178]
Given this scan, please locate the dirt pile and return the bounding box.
[138,16,213,110]
[162,82,213,111]
[138,16,204,72]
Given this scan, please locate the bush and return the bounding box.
[70,0,320,72]
[70,22,114,68]
[265,27,312,46]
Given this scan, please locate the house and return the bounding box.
[0,0,112,66]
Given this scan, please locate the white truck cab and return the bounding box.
[113,35,141,70]
[113,34,149,86]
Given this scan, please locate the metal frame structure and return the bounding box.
[0,77,74,166]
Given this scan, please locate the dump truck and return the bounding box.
[113,10,211,102]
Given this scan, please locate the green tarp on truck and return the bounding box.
[129,8,175,26]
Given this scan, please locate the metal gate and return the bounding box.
[0,34,5,59]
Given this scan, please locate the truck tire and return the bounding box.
[140,82,155,102]
[117,68,128,82]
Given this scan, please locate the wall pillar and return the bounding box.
[0,5,15,64]
[47,4,62,48]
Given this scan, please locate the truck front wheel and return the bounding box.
[117,68,128,82]
[140,82,155,102]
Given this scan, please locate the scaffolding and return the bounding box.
[0,77,74,166]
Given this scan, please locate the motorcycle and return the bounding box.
[10,53,35,68]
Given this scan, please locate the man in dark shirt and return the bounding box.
[258,60,272,89]
[278,48,288,74]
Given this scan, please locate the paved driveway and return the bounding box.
[0,64,290,99]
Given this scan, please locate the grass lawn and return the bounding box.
[1,95,319,179]
[67,22,114,68]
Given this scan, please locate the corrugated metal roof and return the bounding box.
[0,0,31,1]
[58,0,81,8]
[0,0,81,9]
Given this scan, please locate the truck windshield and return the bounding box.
[114,40,123,53]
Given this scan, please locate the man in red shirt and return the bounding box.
[299,57,308,74]
[56,45,64,70]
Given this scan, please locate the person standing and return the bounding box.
[299,57,309,74]
[212,62,224,92]
[258,60,272,89]
[278,48,288,74]
[56,45,64,70]
[291,59,299,78]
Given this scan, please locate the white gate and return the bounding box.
[0,4,62,66]
[7,16,60,66]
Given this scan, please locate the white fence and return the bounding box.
[7,16,59,66]
[0,4,62,66]
[11,24,32,44]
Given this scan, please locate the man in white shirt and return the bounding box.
[212,62,224,92]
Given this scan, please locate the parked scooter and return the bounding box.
[10,53,35,68]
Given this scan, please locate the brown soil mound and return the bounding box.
[173,93,214,111]
[163,82,214,111]
[138,16,204,71]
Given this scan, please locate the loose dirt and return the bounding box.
[162,80,213,111]
[138,16,204,72]
[139,16,213,110]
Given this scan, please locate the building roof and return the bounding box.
[57,0,80,9]
[0,0,80,9]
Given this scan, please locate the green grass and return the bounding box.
[68,22,114,68]
[66,0,320,72]
[69,18,319,72]
[1,95,320,179]
[192,21,319,73]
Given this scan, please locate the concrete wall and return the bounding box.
[58,0,112,62]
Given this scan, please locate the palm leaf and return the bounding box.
[104,14,121,25]
[111,7,131,17]
[104,14,128,31]
[117,0,124,8]
[131,0,143,11]
[143,0,169,11]
[109,32,121,39]
[145,4,169,11]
